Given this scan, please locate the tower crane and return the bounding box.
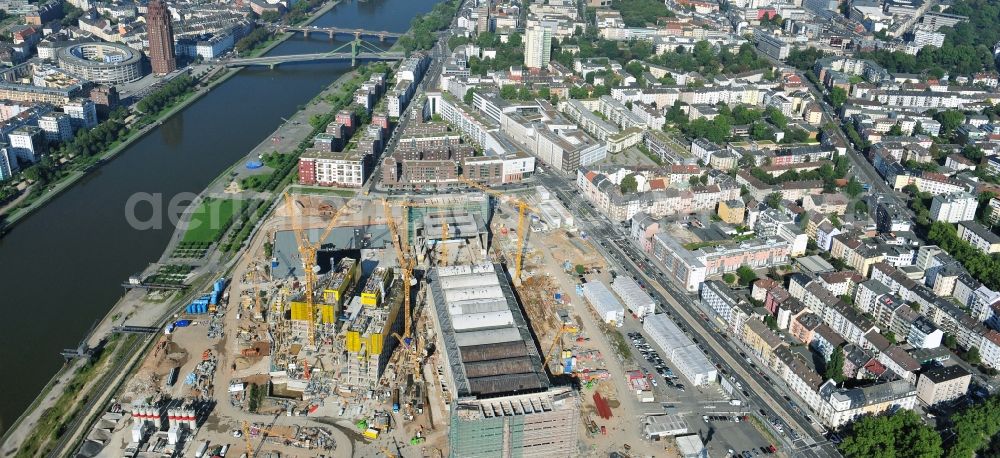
[241,421,297,457]
[457,176,539,283]
[251,266,264,320]
[283,192,357,347]
[382,199,468,376]
[382,200,417,352]
[440,219,449,266]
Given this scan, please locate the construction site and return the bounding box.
[82,175,685,457]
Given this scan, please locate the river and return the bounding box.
[0,0,440,433]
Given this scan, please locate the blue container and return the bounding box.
[175,320,192,327]
[555,293,562,301]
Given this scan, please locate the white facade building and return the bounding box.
[930,192,977,223]
[582,281,625,326]
[524,23,552,69]
[643,314,718,386]
[612,276,656,318]
[38,113,74,143]
[0,147,18,180]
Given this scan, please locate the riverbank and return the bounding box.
[0,65,370,457]
[0,0,344,237]
[0,1,356,449]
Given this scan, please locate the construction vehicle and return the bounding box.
[457,176,538,283]
[541,325,574,373]
[283,193,355,347]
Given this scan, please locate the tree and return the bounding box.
[500,85,517,100]
[848,200,866,217]
[463,88,475,105]
[944,333,958,350]
[838,410,941,458]
[736,265,757,286]
[825,346,845,383]
[764,315,778,330]
[259,10,281,22]
[845,177,864,198]
[765,192,782,209]
[620,173,638,194]
[829,87,848,108]
[947,392,1000,458]
[887,122,904,136]
[688,175,700,186]
[765,107,787,129]
[722,273,736,284]
[934,109,966,138]
[575,264,585,275]
[967,346,981,365]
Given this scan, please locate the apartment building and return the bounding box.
[957,221,1000,254]
[297,150,366,188]
[641,227,791,292]
[916,366,971,406]
[930,192,978,223]
[700,280,753,336]
[819,380,917,428]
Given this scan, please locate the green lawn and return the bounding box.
[182,198,238,243]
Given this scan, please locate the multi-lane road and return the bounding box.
[534,170,842,458]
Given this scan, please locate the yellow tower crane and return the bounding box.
[457,176,539,283]
[382,199,416,351]
[440,219,449,266]
[251,266,264,320]
[283,192,356,347]
[241,421,297,458]
[382,199,469,376]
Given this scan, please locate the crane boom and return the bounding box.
[283,192,355,347]
[541,325,569,371]
[382,199,414,347]
[457,176,538,282]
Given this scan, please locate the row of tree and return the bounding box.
[135,74,196,115]
[235,28,272,55]
[926,221,1000,290]
[396,0,460,53]
[839,393,1000,458]
[610,0,674,27]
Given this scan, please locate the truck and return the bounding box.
[392,388,400,412]
[194,441,209,458]
[166,366,180,387]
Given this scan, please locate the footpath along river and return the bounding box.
[0,0,440,433]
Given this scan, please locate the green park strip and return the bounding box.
[182,198,239,243]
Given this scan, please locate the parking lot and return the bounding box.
[697,415,779,458]
[620,321,778,457]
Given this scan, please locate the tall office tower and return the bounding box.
[146,0,176,74]
[524,23,552,69]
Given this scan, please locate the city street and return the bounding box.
[532,169,842,458]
